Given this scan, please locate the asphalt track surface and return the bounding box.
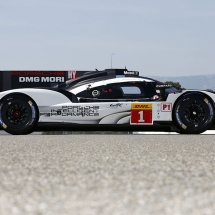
[0,134,215,215]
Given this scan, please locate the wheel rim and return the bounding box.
[6,102,29,125]
[183,102,206,125]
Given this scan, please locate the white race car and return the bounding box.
[0,68,214,135]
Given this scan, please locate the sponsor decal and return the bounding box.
[29,119,35,126]
[208,102,214,116]
[156,84,172,88]
[124,71,139,76]
[204,98,214,116]
[176,105,180,112]
[110,103,122,108]
[130,103,153,124]
[176,113,182,125]
[32,110,36,119]
[161,103,172,112]
[11,71,65,83]
[40,113,51,117]
[50,106,100,117]
[92,90,100,97]
[131,103,152,110]
[11,71,65,76]
[68,71,77,80]
[176,112,187,129]
[28,101,36,119]
[0,111,7,129]
[19,77,64,82]
[0,112,3,125]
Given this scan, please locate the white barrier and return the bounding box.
[134,130,215,134]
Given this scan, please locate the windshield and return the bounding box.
[165,86,179,94]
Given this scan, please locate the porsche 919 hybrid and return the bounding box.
[0,68,214,135]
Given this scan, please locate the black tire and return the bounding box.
[173,93,214,134]
[0,93,38,135]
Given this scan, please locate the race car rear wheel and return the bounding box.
[173,93,214,134]
[0,93,38,135]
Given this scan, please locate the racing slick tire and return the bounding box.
[173,93,214,134]
[0,93,38,135]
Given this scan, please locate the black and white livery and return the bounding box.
[0,68,214,134]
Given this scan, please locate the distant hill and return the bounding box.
[151,74,215,91]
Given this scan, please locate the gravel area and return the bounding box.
[0,135,215,215]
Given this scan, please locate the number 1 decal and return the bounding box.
[138,111,145,122]
[130,103,153,125]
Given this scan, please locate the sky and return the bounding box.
[0,0,215,76]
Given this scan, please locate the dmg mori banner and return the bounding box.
[11,71,68,89]
[0,70,93,92]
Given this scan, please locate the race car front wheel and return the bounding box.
[0,93,38,135]
[173,93,214,134]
